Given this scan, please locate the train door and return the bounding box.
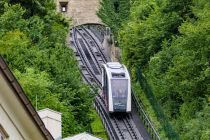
[102,67,109,108]
[111,79,128,112]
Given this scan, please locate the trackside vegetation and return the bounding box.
[98,0,210,139]
[0,0,95,137]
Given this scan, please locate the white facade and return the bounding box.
[38,108,62,140]
[0,56,53,140]
[0,73,48,140]
[62,132,102,140]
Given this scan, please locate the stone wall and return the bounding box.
[55,0,102,26]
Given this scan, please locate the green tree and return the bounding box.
[98,0,210,139]
[148,0,210,138]
[97,0,130,33]
[14,68,81,135]
[0,1,94,137]
[9,0,55,17]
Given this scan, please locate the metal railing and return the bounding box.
[132,90,161,140]
[136,67,180,140]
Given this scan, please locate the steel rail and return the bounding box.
[85,25,105,43]
[80,25,108,63]
[75,27,102,74]
[95,96,119,140]
[80,26,107,64]
[132,90,161,140]
[70,30,93,85]
[72,28,101,87]
[112,115,126,140]
[74,28,102,87]
[124,114,141,140]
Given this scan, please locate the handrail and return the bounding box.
[136,67,179,139]
[132,89,161,140]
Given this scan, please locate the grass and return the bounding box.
[90,108,108,140]
[133,82,169,139]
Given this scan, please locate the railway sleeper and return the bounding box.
[80,65,86,70]
[95,52,101,56]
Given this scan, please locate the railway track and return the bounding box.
[111,114,143,140]
[80,26,108,63]
[70,28,102,87]
[70,25,155,140]
[95,96,142,140]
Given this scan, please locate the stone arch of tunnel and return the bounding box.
[70,23,108,43]
[72,23,107,29]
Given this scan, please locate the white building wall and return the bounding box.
[62,132,102,140]
[0,105,24,140]
[38,108,62,140]
[0,75,45,140]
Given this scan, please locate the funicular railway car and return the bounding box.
[101,62,131,113]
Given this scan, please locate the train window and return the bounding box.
[112,73,125,78]
[102,68,104,88]
[103,70,107,91]
[111,79,128,98]
[103,68,108,96]
[106,74,108,95]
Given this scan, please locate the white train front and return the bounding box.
[101,62,131,113]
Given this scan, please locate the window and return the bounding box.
[112,72,125,78]
[111,79,128,98]
[0,125,8,140]
[60,2,68,12]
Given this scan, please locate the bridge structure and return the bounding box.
[55,0,102,25]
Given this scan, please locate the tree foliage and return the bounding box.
[97,0,130,34]
[99,0,210,139]
[0,1,93,137]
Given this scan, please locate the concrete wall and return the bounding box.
[55,0,102,25]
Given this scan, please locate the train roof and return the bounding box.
[106,62,123,69]
[104,62,130,79]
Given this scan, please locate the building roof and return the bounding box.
[62,132,102,140]
[0,56,54,140]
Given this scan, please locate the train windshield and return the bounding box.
[111,79,128,98]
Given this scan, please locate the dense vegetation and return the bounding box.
[97,0,130,34]
[0,0,94,137]
[98,0,210,139]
